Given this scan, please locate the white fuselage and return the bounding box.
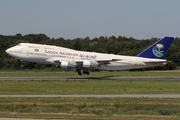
[6,43,167,70]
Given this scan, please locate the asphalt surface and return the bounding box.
[0,94,180,98]
[0,76,180,80]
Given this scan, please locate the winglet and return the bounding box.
[136,37,174,59]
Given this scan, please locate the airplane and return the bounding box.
[6,36,174,75]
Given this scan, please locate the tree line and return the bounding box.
[0,34,180,71]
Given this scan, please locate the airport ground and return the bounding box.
[0,71,180,120]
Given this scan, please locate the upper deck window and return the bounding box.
[44,47,53,50]
[28,46,40,48]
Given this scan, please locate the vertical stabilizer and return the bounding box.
[136,37,174,59]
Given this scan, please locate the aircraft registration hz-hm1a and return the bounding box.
[6,36,174,75]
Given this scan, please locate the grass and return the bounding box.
[0,80,180,95]
[1,97,180,119]
[1,113,180,120]
[0,71,180,77]
[1,71,180,119]
[1,103,180,117]
[1,97,180,104]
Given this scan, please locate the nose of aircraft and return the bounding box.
[6,48,11,53]
[5,48,13,56]
[6,45,22,53]
[6,49,9,53]
[5,47,18,58]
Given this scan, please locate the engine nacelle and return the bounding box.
[61,61,76,68]
[61,61,69,68]
[83,60,98,68]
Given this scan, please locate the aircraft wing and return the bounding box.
[53,58,121,62]
[75,59,122,64]
[75,59,122,68]
[53,58,122,68]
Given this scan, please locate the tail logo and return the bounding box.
[152,44,165,57]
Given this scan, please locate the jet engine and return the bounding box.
[83,60,98,68]
[61,61,76,68]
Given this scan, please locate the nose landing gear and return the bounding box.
[21,60,24,68]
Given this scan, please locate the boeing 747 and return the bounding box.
[6,36,174,75]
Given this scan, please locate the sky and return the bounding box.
[0,0,180,40]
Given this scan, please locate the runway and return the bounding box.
[0,76,180,80]
[0,94,180,98]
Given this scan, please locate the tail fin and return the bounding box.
[136,36,174,59]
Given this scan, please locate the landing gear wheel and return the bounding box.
[83,71,90,75]
[83,71,86,74]
[76,69,82,75]
[76,69,80,72]
[78,72,82,75]
[86,72,90,75]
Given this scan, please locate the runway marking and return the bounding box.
[1,94,180,98]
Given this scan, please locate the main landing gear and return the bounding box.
[83,71,90,75]
[76,69,90,75]
[76,69,82,75]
